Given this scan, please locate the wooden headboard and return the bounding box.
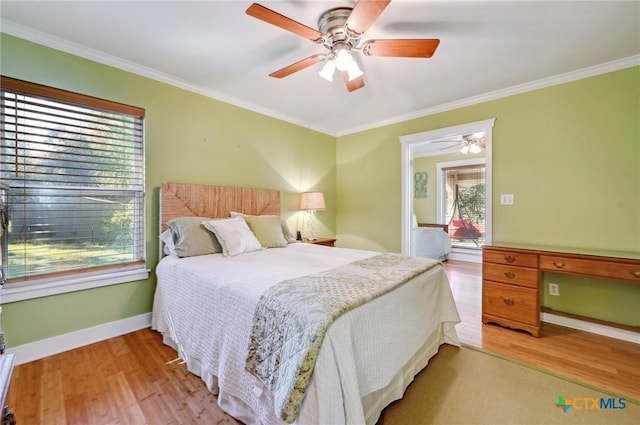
[160,182,281,234]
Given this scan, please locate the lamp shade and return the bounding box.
[300,192,326,211]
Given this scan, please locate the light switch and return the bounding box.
[500,194,514,205]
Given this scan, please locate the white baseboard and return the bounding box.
[5,310,637,367]
[448,248,482,263]
[542,312,640,344]
[6,312,152,365]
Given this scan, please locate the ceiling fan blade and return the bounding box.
[345,0,391,35]
[439,144,460,151]
[246,3,324,42]
[342,72,365,92]
[269,54,324,78]
[362,39,440,58]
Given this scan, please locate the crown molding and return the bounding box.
[0,20,334,135]
[3,19,638,138]
[336,54,640,136]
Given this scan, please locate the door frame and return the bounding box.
[399,118,495,257]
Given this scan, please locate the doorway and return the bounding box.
[400,119,495,262]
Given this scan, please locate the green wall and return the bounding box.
[0,34,336,347]
[337,68,640,253]
[336,67,639,326]
[2,32,639,346]
[413,151,484,224]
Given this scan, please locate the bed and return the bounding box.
[151,182,461,425]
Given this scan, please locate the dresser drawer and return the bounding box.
[483,249,538,268]
[482,281,539,326]
[483,263,538,288]
[540,255,640,283]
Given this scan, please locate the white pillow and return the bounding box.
[203,217,262,257]
[159,229,176,256]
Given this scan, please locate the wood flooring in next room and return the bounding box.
[443,259,640,401]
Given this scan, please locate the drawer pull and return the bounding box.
[633,271,640,278]
[503,298,515,306]
[552,262,566,269]
[504,255,516,263]
[504,271,516,279]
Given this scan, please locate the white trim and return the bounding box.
[436,156,486,220]
[337,55,640,136]
[400,119,497,146]
[436,157,487,254]
[400,143,414,255]
[448,248,482,264]
[1,19,335,136]
[1,269,150,303]
[5,312,152,365]
[400,119,495,257]
[542,312,640,345]
[3,19,638,138]
[5,307,636,368]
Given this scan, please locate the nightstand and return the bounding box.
[303,237,336,247]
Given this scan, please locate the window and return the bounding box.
[0,76,145,293]
[437,159,486,249]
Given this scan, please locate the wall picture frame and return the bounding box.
[414,171,428,198]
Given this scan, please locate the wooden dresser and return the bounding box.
[482,246,541,336]
[482,244,640,337]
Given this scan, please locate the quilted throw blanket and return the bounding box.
[245,253,439,423]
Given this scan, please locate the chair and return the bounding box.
[411,214,451,261]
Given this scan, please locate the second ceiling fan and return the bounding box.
[246,0,440,92]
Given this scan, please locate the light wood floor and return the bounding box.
[7,260,640,424]
[443,259,640,401]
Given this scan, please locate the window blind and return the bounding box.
[0,76,145,283]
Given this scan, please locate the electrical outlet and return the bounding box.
[500,194,514,205]
[549,283,560,296]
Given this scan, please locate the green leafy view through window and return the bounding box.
[0,76,145,283]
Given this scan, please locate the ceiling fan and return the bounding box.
[432,133,486,154]
[246,1,440,92]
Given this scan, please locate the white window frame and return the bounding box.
[436,157,486,247]
[0,77,149,303]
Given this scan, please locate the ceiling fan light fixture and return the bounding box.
[334,47,354,71]
[346,61,363,81]
[247,2,441,93]
[318,60,336,81]
[460,144,471,154]
[469,143,482,154]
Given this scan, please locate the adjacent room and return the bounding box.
[0,1,638,424]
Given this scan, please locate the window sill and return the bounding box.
[1,268,150,303]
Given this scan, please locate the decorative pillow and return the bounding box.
[159,229,176,256]
[280,219,298,244]
[203,217,263,256]
[168,216,222,257]
[230,212,290,247]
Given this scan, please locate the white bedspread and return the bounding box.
[152,243,460,425]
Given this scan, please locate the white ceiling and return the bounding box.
[2,1,639,136]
